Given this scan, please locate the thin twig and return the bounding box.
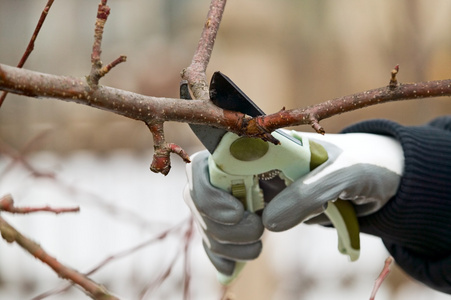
[32,219,189,299]
[0,131,55,179]
[0,0,55,108]
[183,217,194,300]
[138,220,194,300]
[0,215,119,300]
[0,194,79,214]
[88,0,126,86]
[369,256,394,300]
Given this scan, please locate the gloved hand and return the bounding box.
[262,131,404,231]
[184,151,264,277]
[184,130,404,278]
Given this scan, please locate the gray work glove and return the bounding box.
[184,151,264,277]
[262,131,404,230]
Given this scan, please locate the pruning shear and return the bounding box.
[181,72,360,285]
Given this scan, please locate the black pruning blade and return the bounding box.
[180,80,227,153]
[209,71,265,117]
[181,72,302,153]
[209,72,302,146]
[180,71,265,153]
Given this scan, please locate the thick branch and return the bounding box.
[0,63,245,130]
[1,63,451,137]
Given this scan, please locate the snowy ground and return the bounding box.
[0,150,448,299]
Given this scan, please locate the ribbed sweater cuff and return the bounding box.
[342,117,451,293]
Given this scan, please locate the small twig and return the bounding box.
[0,131,55,179]
[389,65,400,89]
[138,249,181,300]
[369,256,394,300]
[97,55,127,78]
[138,220,194,300]
[0,0,55,108]
[88,0,126,86]
[0,194,79,214]
[0,215,119,300]
[183,217,194,300]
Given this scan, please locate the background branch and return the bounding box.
[0,194,79,214]
[0,0,54,108]
[0,214,118,299]
[370,256,394,300]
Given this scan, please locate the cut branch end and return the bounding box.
[148,122,190,176]
[310,119,326,135]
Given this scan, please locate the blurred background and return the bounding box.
[0,0,450,299]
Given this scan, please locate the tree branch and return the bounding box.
[251,73,451,134]
[1,63,451,136]
[0,194,79,214]
[181,0,227,100]
[88,0,126,86]
[370,256,394,300]
[1,0,451,176]
[0,215,118,299]
[0,0,55,108]
[33,219,190,299]
[0,63,242,126]
[148,122,191,175]
[0,130,55,179]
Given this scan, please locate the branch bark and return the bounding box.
[1,63,450,136]
[251,76,451,134]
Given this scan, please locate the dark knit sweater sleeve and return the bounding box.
[341,116,451,294]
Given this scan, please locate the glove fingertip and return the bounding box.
[203,242,236,276]
[262,202,299,232]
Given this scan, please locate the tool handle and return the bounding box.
[208,132,361,285]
